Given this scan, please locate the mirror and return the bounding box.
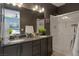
[3,8,20,36]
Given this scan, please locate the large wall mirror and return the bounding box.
[3,8,20,36]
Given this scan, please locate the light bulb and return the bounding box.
[12,3,16,6]
[32,5,38,11]
[17,3,23,7]
[18,4,22,7]
[12,3,23,7]
[33,8,36,11]
[41,8,44,12]
[39,8,45,13]
[35,5,38,10]
[39,9,42,13]
[20,3,23,5]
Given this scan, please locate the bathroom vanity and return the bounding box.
[0,35,52,56]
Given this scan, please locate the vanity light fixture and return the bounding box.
[33,7,36,11]
[35,5,38,10]
[17,3,23,7]
[32,5,45,13]
[12,3,16,6]
[39,9,42,13]
[41,8,45,12]
[39,7,45,13]
[32,5,38,11]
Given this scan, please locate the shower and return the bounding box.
[50,10,79,55]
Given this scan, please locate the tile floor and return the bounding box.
[52,51,65,56]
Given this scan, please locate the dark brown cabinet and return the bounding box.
[0,46,3,56]
[32,40,41,56]
[0,36,52,56]
[0,4,3,56]
[3,44,20,56]
[21,42,32,56]
[47,37,52,55]
[41,39,47,56]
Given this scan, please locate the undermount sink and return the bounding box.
[10,39,25,43]
[9,36,48,43]
[39,35,47,37]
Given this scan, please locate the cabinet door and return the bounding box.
[41,39,47,56]
[0,46,3,56]
[32,40,41,56]
[47,37,52,56]
[4,44,20,56]
[21,42,32,56]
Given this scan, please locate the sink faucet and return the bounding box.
[14,34,19,40]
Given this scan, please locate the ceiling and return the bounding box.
[22,3,66,10]
[52,3,66,7]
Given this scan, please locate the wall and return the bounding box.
[20,8,37,34]
[2,3,57,35]
[41,3,57,35]
[22,3,56,34]
[3,3,45,34]
[2,3,79,35]
[43,3,79,35]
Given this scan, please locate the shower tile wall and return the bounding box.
[50,11,79,55]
